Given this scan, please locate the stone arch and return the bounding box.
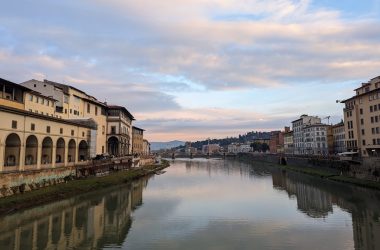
[68,139,76,163]
[4,133,21,167]
[41,137,53,165]
[78,140,89,161]
[56,138,65,164]
[108,136,119,156]
[25,135,38,166]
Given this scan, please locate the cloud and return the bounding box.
[0,1,379,140]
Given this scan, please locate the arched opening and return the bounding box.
[78,140,88,161]
[4,133,21,167]
[108,137,119,156]
[25,135,38,166]
[68,139,76,163]
[41,137,53,165]
[56,138,65,164]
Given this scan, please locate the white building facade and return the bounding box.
[303,124,330,155]
[292,115,321,155]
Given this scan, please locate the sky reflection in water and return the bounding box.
[0,159,379,250]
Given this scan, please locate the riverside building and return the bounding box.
[292,115,321,155]
[341,76,380,157]
[132,126,144,155]
[0,78,95,172]
[21,79,108,156]
[332,122,346,154]
[302,123,330,155]
[106,105,134,156]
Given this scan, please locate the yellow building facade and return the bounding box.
[21,79,108,156]
[132,126,144,155]
[0,78,94,172]
[342,76,380,157]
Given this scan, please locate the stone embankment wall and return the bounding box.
[237,153,380,182]
[139,156,155,166]
[0,167,75,198]
[0,156,156,198]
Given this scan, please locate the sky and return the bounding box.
[1,0,380,141]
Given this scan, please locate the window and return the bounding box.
[31,123,35,131]
[102,125,105,135]
[71,130,74,136]
[60,128,63,134]
[371,117,374,123]
[95,106,98,115]
[111,126,116,134]
[35,97,39,103]
[82,131,85,137]
[362,140,366,146]
[12,120,17,129]
[29,94,33,101]
[65,109,67,114]
[376,105,378,112]
[372,128,375,134]
[47,100,49,106]
[361,129,365,135]
[373,139,377,145]
[376,116,379,123]
[370,106,373,112]
[70,109,72,114]
[361,119,364,125]
[40,98,44,104]
[377,127,380,134]
[87,103,90,113]
[360,108,363,115]
[102,146,105,153]
[46,126,50,133]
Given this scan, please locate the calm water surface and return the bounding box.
[0,159,380,250]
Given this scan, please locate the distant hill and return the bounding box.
[150,140,186,151]
[177,131,272,150]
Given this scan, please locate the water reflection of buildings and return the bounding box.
[272,171,333,218]
[0,178,146,250]
[272,170,380,250]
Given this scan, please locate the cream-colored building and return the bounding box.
[142,139,151,156]
[21,79,108,156]
[341,76,380,157]
[284,131,294,154]
[132,126,144,155]
[332,122,346,154]
[106,105,134,156]
[0,78,95,172]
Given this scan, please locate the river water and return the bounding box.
[0,159,380,250]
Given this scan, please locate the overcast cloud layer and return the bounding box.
[1,0,380,141]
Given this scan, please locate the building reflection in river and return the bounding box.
[0,177,147,250]
[272,169,380,250]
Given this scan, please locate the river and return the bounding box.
[0,159,379,250]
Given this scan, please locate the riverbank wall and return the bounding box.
[236,153,380,183]
[0,156,157,198]
[0,159,169,215]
